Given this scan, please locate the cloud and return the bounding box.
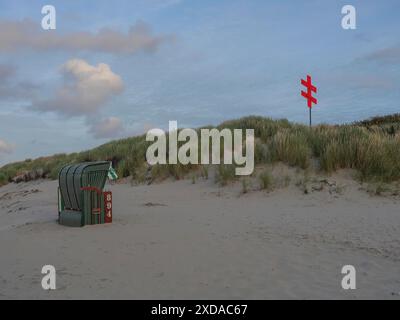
[324,72,394,91]
[89,117,125,139]
[31,59,125,140]
[33,59,123,116]
[0,64,37,100]
[0,64,16,81]
[0,19,174,54]
[364,44,400,64]
[0,139,14,155]
[145,0,184,10]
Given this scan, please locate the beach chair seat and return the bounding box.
[59,209,83,227]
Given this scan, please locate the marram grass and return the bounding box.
[1,114,400,186]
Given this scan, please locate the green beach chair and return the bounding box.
[58,161,113,227]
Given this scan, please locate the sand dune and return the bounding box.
[0,171,400,299]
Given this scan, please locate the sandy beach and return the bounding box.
[0,167,399,300]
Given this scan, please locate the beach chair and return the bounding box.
[58,161,113,227]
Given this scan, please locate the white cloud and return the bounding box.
[89,117,125,139]
[0,19,174,54]
[0,139,14,155]
[33,59,123,116]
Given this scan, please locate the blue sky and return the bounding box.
[0,0,399,165]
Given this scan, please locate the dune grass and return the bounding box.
[259,169,273,190]
[1,114,400,187]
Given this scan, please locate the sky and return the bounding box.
[0,0,399,165]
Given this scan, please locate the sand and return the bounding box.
[0,169,400,299]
